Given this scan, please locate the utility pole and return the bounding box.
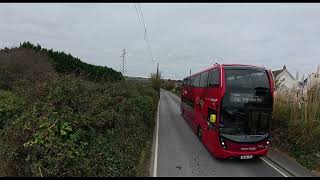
[120,49,127,76]
[190,69,191,76]
[156,62,159,79]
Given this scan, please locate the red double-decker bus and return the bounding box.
[181,64,274,159]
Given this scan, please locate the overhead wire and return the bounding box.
[134,3,155,63]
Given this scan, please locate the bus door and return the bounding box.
[202,68,221,152]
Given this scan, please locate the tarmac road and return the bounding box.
[156,89,284,177]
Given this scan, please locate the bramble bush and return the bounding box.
[0,77,158,177]
[0,90,25,129]
[0,46,159,176]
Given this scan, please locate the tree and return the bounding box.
[150,72,161,92]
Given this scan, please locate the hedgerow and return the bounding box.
[19,42,123,82]
[0,46,158,176]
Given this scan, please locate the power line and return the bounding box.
[138,4,154,62]
[134,3,155,63]
[138,4,148,40]
[134,4,144,35]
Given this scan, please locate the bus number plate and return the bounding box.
[240,155,253,159]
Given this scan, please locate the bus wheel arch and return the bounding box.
[197,125,202,142]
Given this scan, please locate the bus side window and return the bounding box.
[190,77,195,87]
[208,70,219,87]
[200,71,209,87]
[183,79,187,86]
[194,75,200,87]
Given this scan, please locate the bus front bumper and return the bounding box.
[215,148,268,159]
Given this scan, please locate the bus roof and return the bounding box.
[183,64,267,80]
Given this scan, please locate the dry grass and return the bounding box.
[272,72,320,170]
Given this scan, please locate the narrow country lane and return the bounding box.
[156,89,283,177]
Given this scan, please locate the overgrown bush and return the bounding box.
[0,90,25,128]
[0,77,158,176]
[161,79,175,91]
[150,73,161,93]
[19,42,123,82]
[161,79,181,97]
[0,48,57,101]
[0,46,159,176]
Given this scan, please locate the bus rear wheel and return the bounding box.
[197,126,202,142]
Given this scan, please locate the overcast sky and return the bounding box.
[1,3,320,80]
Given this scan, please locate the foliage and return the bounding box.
[171,87,181,97]
[272,82,320,171]
[0,91,25,129]
[161,79,181,97]
[150,72,161,93]
[0,47,57,101]
[161,79,175,91]
[19,41,123,82]
[0,77,158,176]
[0,46,159,176]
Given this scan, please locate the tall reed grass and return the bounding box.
[272,71,320,171]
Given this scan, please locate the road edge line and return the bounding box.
[152,99,160,177]
[261,157,288,177]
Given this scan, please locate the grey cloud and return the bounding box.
[1,3,320,80]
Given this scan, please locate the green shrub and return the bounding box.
[131,96,155,129]
[150,73,161,93]
[19,42,123,82]
[0,77,158,176]
[0,44,159,176]
[0,90,25,128]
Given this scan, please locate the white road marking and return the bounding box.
[153,100,160,177]
[261,157,288,177]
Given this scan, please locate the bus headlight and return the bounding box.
[220,139,227,149]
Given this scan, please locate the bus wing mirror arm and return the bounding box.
[208,122,217,130]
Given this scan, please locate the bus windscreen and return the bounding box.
[219,67,273,142]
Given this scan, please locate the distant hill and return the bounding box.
[125,76,150,83]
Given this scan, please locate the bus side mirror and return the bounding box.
[209,114,216,124]
[208,114,217,130]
